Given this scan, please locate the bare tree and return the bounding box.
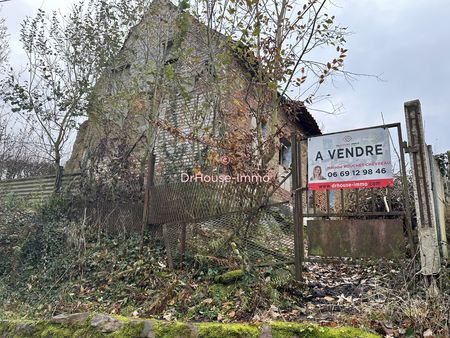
[0,108,54,180]
[2,0,148,190]
[184,0,349,170]
[0,5,8,68]
[2,0,353,191]
[82,0,351,179]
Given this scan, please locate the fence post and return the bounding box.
[404,100,441,276]
[141,152,156,249]
[179,223,187,269]
[428,145,448,259]
[448,150,450,180]
[397,124,416,257]
[291,135,304,281]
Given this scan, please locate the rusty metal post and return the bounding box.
[397,124,415,257]
[291,135,304,281]
[404,100,440,275]
[141,152,156,248]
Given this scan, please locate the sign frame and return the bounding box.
[291,122,415,281]
[307,126,395,191]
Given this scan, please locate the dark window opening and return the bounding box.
[279,138,292,167]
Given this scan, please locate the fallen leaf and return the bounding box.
[423,329,433,337]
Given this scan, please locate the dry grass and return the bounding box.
[357,257,450,337]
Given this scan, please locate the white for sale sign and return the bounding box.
[307,128,394,190]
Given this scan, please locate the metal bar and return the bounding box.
[307,122,401,140]
[303,256,408,265]
[340,189,344,214]
[265,170,292,202]
[291,135,303,281]
[298,139,305,276]
[302,211,405,218]
[398,123,416,256]
[141,152,156,249]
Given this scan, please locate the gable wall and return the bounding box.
[65,0,310,198]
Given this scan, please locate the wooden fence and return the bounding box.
[0,173,81,203]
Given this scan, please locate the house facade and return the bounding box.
[65,0,321,200]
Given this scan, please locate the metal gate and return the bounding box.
[291,123,415,280]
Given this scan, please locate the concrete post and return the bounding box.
[404,100,441,275]
[428,146,448,259]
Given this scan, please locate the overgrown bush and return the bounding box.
[0,194,288,321]
[0,194,69,283]
[0,194,35,277]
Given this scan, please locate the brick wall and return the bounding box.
[65,0,312,203]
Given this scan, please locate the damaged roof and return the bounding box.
[122,0,322,137]
[230,41,321,137]
[280,97,321,137]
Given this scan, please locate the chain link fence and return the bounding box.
[161,203,295,268]
[150,189,295,268]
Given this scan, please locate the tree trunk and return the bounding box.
[54,153,63,193]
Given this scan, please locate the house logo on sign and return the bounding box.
[343,135,352,142]
[221,156,231,165]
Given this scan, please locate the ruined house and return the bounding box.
[65,0,321,201]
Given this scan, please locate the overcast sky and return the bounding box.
[1,0,449,154]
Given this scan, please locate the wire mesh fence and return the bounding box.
[147,181,269,225]
[159,201,295,268]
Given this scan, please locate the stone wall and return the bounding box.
[0,313,378,337]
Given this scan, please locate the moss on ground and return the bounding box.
[0,316,380,337]
[214,269,245,284]
[270,322,379,338]
[152,320,193,337]
[197,322,259,338]
[38,323,74,337]
[110,321,144,337]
